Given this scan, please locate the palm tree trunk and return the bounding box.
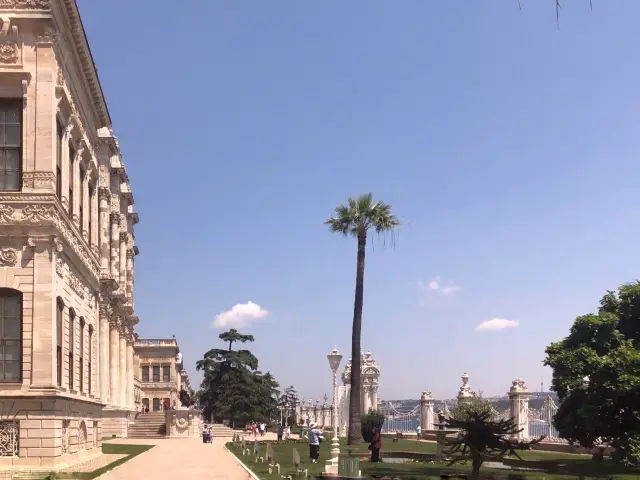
[348,231,366,445]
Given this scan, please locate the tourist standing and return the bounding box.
[285,425,291,440]
[369,427,381,463]
[260,422,266,437]
[307,422,323,463]
[277,422,284,441]
[416,424,422,440]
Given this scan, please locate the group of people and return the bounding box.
[276,422,292,441]
[247,422,268,436]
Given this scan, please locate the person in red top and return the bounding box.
[369,427,381,463]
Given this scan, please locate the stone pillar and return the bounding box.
[126,340,134,408]
[110,212,120,279]
[119,329,127,407]
[99,308,110,403]
[98,189,110,273]
[509,378,530,440]
[126,249,134,306]
[420,391,435,431]
[91,181,98,248]
[82,169,90,240]
[72,149,81,227]
[119,228,127,289]
[457,372,473,404]
[109,321,119,406]
[372,386,379,410]
[30,240,54,386]
[61,124,73,211]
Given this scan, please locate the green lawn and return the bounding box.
[227,439,639,480]
[58,443,154,479]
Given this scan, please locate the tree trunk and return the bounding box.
[470,456,483,480]
[348,231,366,445]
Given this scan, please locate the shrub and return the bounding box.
[361,409,385,442]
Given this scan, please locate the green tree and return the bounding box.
[325,193,399,444]
[544,282,640,463]
[279,385,299,426]
[196,329,280,427]
[443,409,544,480]
[361,409,385,442]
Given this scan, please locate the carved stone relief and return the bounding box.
[0,0,51,9]
[0,17,20,65]
[0,248,17,266]
[0,198,100,279]
[56,257,91,302]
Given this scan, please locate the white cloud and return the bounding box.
[475,318,519,332]
[212,301,270,329]
[418,277,460,295]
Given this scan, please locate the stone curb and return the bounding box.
[224,443,262,480]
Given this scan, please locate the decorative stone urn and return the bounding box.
[165,408,202,438]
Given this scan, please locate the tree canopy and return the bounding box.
[544,282,640,463]
[196,329,280,427]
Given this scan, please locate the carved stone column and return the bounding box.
[98,188,110,273]
[509,378,530,440]
[91,179,98,248]
[99,306,110,403]
[119,327,127,407]
[420,391,435,431]
[72,147,82,227]
[119,225,127,289]
[110,212,120,279]
[109,320,119,406]
[126,249,134,307]
[126,339,134,408]
[82,168,90,241]
[61,123,74,211]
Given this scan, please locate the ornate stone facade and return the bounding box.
[0,0,140,469]
[134,339,191,412]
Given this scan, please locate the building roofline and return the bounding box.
[63,0,112,126]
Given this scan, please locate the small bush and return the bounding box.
[361,409,385,442]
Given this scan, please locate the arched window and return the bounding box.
[56,298,64,386]
[68,309,75,390]
[88,324,93,395]
[79,317,85,392]
[0,289,21,382]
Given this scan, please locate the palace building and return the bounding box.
[134,338,192,412]
[0,0,140,469]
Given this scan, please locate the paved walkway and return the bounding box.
[98,434,279,480]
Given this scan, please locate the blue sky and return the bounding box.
[79,1,640,401]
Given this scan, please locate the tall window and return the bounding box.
[88,325,93,395]
[152,365,160,382]
[78,166,85,231]
[56,298,63,386]
[142,365,149,382]
[88,184,94,245]
[79,318,84,392]
[162,366,170,382]
[0,289,21,382]
[152,398,160,412]
[68,142,75,217]
[68,309,75,390]
[0,101,21,192]
[56,121,63,199]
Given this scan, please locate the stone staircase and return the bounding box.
[209,423,242,437]
[128,412,167,439]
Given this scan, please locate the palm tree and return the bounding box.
[325,193,399,444]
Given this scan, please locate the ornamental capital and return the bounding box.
[98,187,111,203]
[119,231,128,242]
[109,212,120,224]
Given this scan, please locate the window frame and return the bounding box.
[0,99,22,192]
[141,365,149,382]
[79,317,84,392]
[68,309,75,390]
[78,165,85,232]
[56,298,63,387]
[152,365,160,382]
[68,142,75,218]
[56,119,63,199]
[88,183,94,246]
[162,365,170,383]
[0,288,22,383]
[88,324,93,395]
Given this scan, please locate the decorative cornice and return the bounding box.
[55,257,88,300]
[0,196,99,280]
[61,0,111,126]
[22,172,56,190]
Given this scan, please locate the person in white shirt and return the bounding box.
[260,423,266,436]
[307,422,324,463]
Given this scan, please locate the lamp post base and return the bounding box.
[324,435,340,474]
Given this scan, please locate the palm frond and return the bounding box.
[325,193,400,240]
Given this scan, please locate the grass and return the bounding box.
[57,443,154,479]
[227,439,640,480]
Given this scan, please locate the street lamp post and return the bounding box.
[326,346,343,474]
